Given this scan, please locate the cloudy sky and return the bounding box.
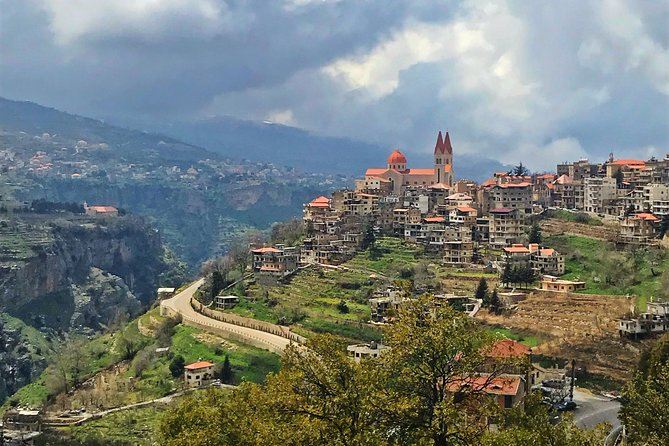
[1,0,667,170]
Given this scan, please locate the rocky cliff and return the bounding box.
[0,215,164,326]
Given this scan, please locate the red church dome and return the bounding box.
[387,149,407,165]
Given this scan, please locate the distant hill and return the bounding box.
[116,116,510,182]
[0,97,214,163]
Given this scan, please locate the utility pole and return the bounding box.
[570,359,576,401]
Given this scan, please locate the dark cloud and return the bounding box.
[0,0,666,170]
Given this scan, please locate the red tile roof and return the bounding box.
[434,131,453,155]
[365,168,387,177]
[611,159,645,166]
[504,245,530,254]
[406,168,436,175]
[488,339,531,358]
[447,375,522,396]
[456,206,477,213]
[89,205,118,213]
[424,216,446,223]
[252,247,282,253]
[184,361,214,370]
[634,213,660,222]
[308,196,331,207]
[387,149,407,165]
[490,208,514,214]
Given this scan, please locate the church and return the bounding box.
[364,131,454,195]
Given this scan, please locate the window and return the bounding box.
[504,395,514,408]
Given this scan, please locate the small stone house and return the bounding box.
[184,361,215,388]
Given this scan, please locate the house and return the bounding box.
[485,182,533,215]
[540,275,586,293]
[157,287,176,300]
[583,176,616,214]
[619,212,660,245]
[447,374,526,410]
[251,245,300,285]
[2,409,42,433]
[551,175,584,210]
[215,295,240,310]
[503,244,565,276]
[184,361,215,387]
[619,302,669,338]
[84,203,119,217]
[369,287,407,323]
[347,341,390,362]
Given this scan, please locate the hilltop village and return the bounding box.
[254,131,668,286]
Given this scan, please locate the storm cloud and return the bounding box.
[1,0,667,170]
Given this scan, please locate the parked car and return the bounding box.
[554,400,577,411]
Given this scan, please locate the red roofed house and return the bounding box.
[184,361,214,387]
[303,196,332,220]
[364,131,454,195]
[620,212,661,245]
[84,202,119,217]
[251,244,300,285]
[502,243,565,275]
[447,374,526,410]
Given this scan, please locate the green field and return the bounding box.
[486,326,540,348]
[544,209,604,226]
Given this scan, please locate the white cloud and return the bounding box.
[265,109,297,126]
[39,0,242,45]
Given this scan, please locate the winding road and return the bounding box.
[160,279,292,354]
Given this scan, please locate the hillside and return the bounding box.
[114,115,510,182]
[0,98,348,265]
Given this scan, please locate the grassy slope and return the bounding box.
[229,238,420,343]
[547,234,668,307]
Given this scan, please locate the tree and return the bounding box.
[490,290,502,315]
[528,222,542,244]
[510,162,529,176]
[169,355,186,378]
[336,300,350,314]
[660,215,669,238]
[210,270,226,301]
[613,168,624,186]
[475,277,489,305]
[220,355,233,384]
[501,262,513,288]
[620,333,669,444]
[360,220,376,250]
[624,204,636,217]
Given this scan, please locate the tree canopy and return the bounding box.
[159,295,606,446]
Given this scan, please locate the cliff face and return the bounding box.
[0,216,163,320]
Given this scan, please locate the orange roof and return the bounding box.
[308,196,331,207]
[487,339,531,358]
[252,247,282,253]
[504,245,530,254]
[365,168,387,177]
[456,206,477,213]
[447,375,522,396]
[634,213,660,222]
[494,172,508,177]
[184,361,214,370]
[536,174,556,179]
[406,168,435,175]
[482,178,496,187]
[260,266,281,272]
[612,159,645,166]
[387,149,407,165]
[89,205,118,213]
[424,216,446,223]
[539,248,555,256]
[498,182,531,188]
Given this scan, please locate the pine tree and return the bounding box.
[529,222,542,244]
[221,354,233,384]
[361,220,376,250]
[490,290,502,315]
[475,278,489,305]
[501,262,512,287]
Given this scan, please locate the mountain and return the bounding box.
[113,115,510,182]
[0,98,347,266]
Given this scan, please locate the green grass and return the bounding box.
[299,319,384,343]
[486,326,540,348]
[346,237,420,273]
[545,209,604,226]
[546,235,668,306]
[170,325,280,384]
[49,406,164,446]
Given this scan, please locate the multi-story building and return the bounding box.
[251,245,300,284]
[443,224,474,265]
[583,176,616,213]
[557,159,600,180]
[551,175,584,209]
[643,183,669,216]
[619,213,660,245]
[489,208,523,248]
[502,243,565,276]
[485,182,533,215]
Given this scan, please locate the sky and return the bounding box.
[1,0,668,170]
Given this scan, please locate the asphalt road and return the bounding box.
[160,279,292,353]
[572,389,621,430]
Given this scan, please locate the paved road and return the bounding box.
[160,279,292,354]
[572,389,621,430]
